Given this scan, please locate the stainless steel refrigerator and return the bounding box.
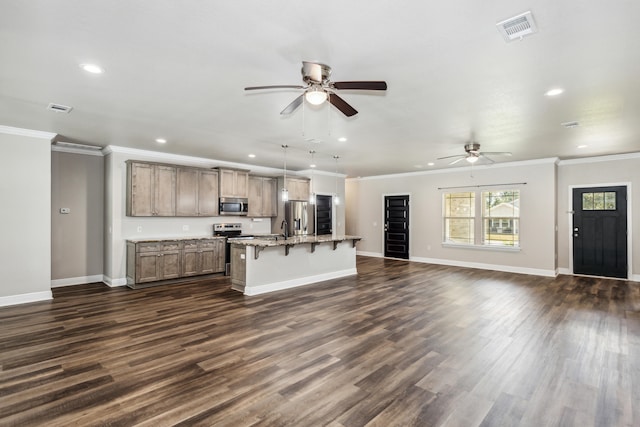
[285,201,315,236]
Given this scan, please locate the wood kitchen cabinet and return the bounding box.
[286,178,310,201]
[248,176,277,217]
[176,168,219,216]
[126,161,176,216]
[217,168,249,198]
[127,241,181,284]
[127,237,226,288]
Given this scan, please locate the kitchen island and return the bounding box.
[229,235,361,295]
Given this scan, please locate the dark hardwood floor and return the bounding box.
[1,256,639,426]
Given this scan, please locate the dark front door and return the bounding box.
[384,195,409,259]
[315,195,332,235]
[573,186,627,278]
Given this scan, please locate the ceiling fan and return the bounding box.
[438,142,512,165]
[244,61,387,117]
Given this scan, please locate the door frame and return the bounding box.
[381,192,412,259]
[567,182,633,279]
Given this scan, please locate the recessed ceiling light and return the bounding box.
[248,154,256,158]
[577,144,588,149]
[310,164,316,168]
[338,137,347,142]
[545,88,564,97]
[80,63,104,74]
[155,138,167,144]
[427,162,435,166]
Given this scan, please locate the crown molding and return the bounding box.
[349,157,559,181]
[0,125,56,140]
[51,145,104,157]
[557,152,640,166]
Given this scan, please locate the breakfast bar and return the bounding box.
[229,235,361,295]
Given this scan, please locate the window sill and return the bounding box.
[441,243,521,253]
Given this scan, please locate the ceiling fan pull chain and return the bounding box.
[302,94,306,137]
[327,92,331,137]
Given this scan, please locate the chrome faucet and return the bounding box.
[281,219,289,240]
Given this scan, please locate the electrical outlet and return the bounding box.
[60,208,70,214]
[137,226,142,233]
[182,225,189,231]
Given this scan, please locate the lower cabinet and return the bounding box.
[127,238,225,287]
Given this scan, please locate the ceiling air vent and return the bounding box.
[496,11,538,42]
[47,103,73,113]
[561,121,580,128]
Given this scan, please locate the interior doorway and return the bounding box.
[572,185,628,279]
[384,195,410,259]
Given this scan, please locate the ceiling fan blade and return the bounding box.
[245,85,305,90]
[328,93,358,117]
[480,154,495,164]
[333,81,388,91]
[437,154,465,160]
[480,151,512,156]
[280,94,304,115]
[449,157,467,165]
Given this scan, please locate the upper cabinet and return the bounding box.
[127,161,219,217]
[176,168,219,216]
[287,178,310,201]
[248,176,277,217]
[127,161,176,216]
[218,168,249,198]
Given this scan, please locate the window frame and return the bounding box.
[442,188,521,252]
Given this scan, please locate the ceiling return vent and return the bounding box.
[496,11,538,42]
[47,103,73,113]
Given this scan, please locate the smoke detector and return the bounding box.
[496,11,538,42]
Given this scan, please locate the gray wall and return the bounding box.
[0,130,53,305]
[346,159,558,276]
[51,150,104,284]
[557,154,640,279]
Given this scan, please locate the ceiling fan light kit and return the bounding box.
[245,61,387,117]
[437,142,512,166]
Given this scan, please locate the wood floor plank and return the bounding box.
[1,258,639,426]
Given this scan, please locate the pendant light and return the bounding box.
[282,144,289,202]
[333,155,340,205]
[309,150,316,205]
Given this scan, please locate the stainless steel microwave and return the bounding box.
[219,197,248,216]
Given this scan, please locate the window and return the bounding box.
[482,191,519,247]
[443,189,520,248]
[582,191,616,210]
[444,192,475,244]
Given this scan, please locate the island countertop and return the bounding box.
[126,236,225,243]
[228,234,361,247]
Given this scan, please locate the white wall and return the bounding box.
[0,127,55,306]
[51,149,104,285]
[346,159,558,276]
[557,154,640,279]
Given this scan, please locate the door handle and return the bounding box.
[384,223,389,232]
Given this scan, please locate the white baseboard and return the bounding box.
[103,276,128,287]
[0,291,52,307]
[356,251,383,258]
[243,268,358,296]
[557,268,571,275]
[51,275,104,288]
[632,274,640,282]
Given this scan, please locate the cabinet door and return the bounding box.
[160,251,181,279]
[199,249,215,274]
[176,168,198,216]
[235,171,249,198]
[262,178,277,216]
[182,248,199,276]
[248,176,263,217]
[219,169,236,197]
[136,251,160,282]
[154,165,176,216]
[129,163,154,216]
[230,245,246,288]
[214,239,226,272]
[198,170,218,216]
[288,179,309,201]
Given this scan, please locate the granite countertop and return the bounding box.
[228,235,361,247]
[127,236,226,243]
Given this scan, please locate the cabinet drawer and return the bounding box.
[137,243,161,253]
[199,240,217,249]
[183,241,198,251]
[161,242,181,251]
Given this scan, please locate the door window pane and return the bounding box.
[582,193,594,210]
[604,192,616,210]
[582,192,616,211]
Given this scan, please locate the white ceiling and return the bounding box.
[2,1,639,177]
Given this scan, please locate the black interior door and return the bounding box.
[315,195,332,235]
[573,186,627,278]
[384,195,409,259]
